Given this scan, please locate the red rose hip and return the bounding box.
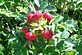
[25,32,37,41]
[35,11,43,18]
[21,27,29,33]
[43,12,52,22]
[32,11,43,20]
[42,30,53,39]
[27,13,34,22]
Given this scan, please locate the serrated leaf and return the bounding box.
[60,30,70,39]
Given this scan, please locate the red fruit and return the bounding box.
[27,11,43,22]
[32,11,43,20]
[27,13,34,22]
[43,12,52,22]
[42,30,53,39]
[25,32,37,41]
[35,11,43,18]
[21,27,29,33]
[32,14,39,21]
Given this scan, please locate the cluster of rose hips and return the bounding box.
[21,11,53,42]
[28,11,52,22]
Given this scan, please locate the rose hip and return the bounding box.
[43,12,52,22]
[42,30,53,39]
[25,32,37,41]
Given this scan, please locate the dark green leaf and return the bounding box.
[43,45,55,55]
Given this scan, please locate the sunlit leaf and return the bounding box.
[52,15,64,24]
[34,0,40,7]
[65,20,77,27]
[60,30,70,39]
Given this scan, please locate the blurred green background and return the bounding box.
[0,0,82,55]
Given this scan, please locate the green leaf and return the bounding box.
[0,44,4,51]
[20,48,27,55]
[53,15,64,24]
[33,34,46,53]
[43,45,55,55]
[34,0,40,7]
[15,50,21,55]
[55,2,61,9]
[0,0,4,2]
[59,23,68,29]
[59,0,66,3]
[64,41,75,47]
[64,50,76,55]
[76,40,82,55]
[0,2,4,6]
[40,2,48,10]
[37,53,43,55]
[8,40,22,49]
[63,14,69,22]
[51,24,55,33]
[8,37,16,43]
[60,30,70,39]
[57,40,64,49]
[65,20,77,27]
[46,5,57,12]
[77,2,82,8]
[15,30,26,45]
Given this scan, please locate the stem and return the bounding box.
[61,0,67,14]
[46,40,50,45]
[30,1,36,12]
[26,1,36,12]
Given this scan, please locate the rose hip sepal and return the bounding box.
[25,32,37,41]
[42,30,53,39]
[43,12,52,22]
[21,27,29,33]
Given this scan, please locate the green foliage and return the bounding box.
[0,0,82,55]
